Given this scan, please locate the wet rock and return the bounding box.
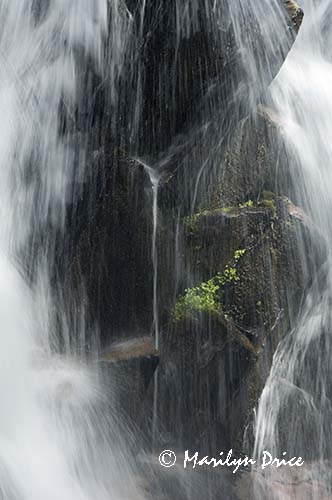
[138,453,241,500]
[50,1,306,471]
[157,196,326,455]
[101,336,159,363]
[157,311,259,454]
[237,463,332,500]
[60,154,154,343]
[100,336,159,427]
[282,0,304,32]
[203,112,293,210]
[184,196,325,317]
[218,199,322,334]
[57,0,304,348]
[122,0,300,157]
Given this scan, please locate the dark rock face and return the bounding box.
[237,464,332,500]
[52,0,308,464]
[184,198,324,334]
[202,112,293,209]
[62,156,154,339]
[156,194,325,455]
[100,336,159,434]
[121,0,301,158]
[57,0,302,345]
[140,458,241,500]
[283,0,304,32]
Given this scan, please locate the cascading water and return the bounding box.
[0,0,321,498]
[0,2,142,500]
[128,0,301,477]
[252,0,332,498]
[149,168,161,444]
[139,163,161,443]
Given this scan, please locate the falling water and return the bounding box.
[1,0,324,498]
[146,168,161,350]
[252,0,332,497]
[141,164,161,444]
[0,2,142,500]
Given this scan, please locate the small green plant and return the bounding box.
[223,266,239,282]
[173,249,246,322]
[259,199,274,209]
[173,276,222,322]
[260,190,275,201]
[184,207,239,232]
[239,199,254,209]
[183,213,201,232]
[234,249,246,260]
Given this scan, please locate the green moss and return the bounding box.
[173,276,222,322]
[183,207,235,233]
[257,192,277,217]
[259,199,274,208]
[234,249,246,260]
[173,249,246,322]
[260,190,275,200]
[112,147,127,158]
[183,213,201,232]
[239,199,254,209]
[223,266,239,282]
[237,194,277,212]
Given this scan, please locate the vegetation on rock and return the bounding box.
[173,249,246,322]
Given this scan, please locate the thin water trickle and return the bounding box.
[147,168,161,350]
[142,164,161,445]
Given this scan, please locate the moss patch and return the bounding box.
[173,249,246,322]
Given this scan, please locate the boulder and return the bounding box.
[282,0,304,32]
[156,195,326,455]
[59,155,155,343]
[56,1,304,346]
[51,0,305,464]
[100,336,159,429]
[121,0,302,157]
[201,111,293,210]
[237,463,332,500]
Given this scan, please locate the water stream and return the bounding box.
[1,1,330,499]
[252,0,332,497]
[0,2,140,500]
[142,164,161,444]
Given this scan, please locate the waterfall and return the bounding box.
[141,164,161,443]
[252,0,332,497]
[0,2,141,499]
[147,168,161,350]
[1,0,326,498]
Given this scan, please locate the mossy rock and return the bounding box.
[282,0,304,32]
[204,113,294,211]
[182,196,325,341]
[158,307,258,455]
[183,196,279,281]
[160,196,326,455]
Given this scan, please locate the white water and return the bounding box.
[253,0,332,497]
[140,164,161,445]
[2,0,328,498]
[0,2,141,500]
